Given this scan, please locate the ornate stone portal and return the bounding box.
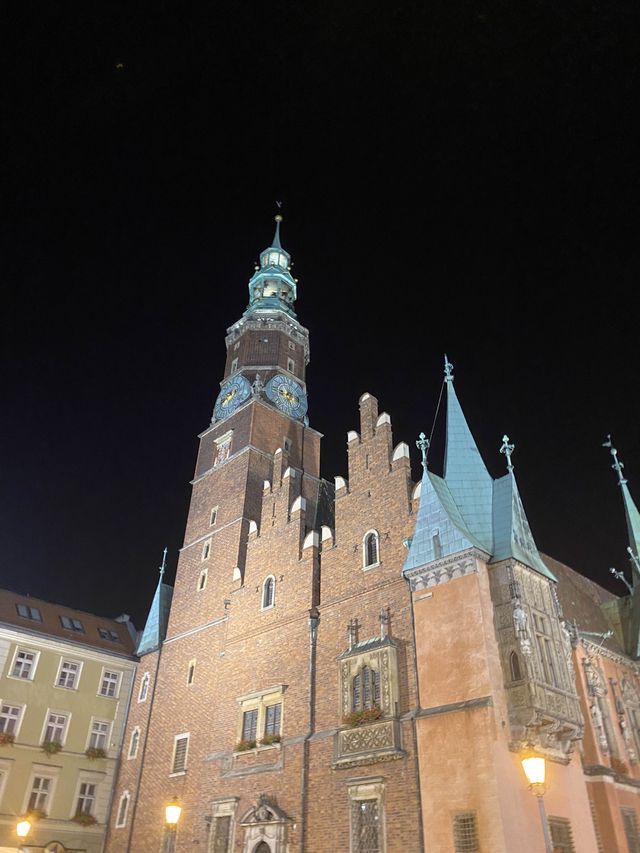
[239,795,292,853]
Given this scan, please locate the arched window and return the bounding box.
[363,531,379,568]
[198,569,207,591]
[352,665,381,711]
[509,651,522,681]
[138,672,149,703]
[116,791,130,828]
[128,727,140,759]
[262,577,275,609]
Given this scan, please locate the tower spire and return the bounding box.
[603,436,640,583]
[245,214,297,318]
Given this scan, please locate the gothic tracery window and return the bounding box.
[352,665,381,712]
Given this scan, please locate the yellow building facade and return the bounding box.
[0,589,136,853]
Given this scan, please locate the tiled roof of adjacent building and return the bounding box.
[0,587,138,656]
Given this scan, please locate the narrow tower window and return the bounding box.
[262,576,275,609]
[509,651,522,681]
[363,531,379,568]
[432,530,443,560]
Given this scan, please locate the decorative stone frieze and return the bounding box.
[405,549,485,591]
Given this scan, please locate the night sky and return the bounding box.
[3,4,639,629]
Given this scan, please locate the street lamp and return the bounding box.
[16,818,31,852]
[521,748,553,853]
[164,797,182,852]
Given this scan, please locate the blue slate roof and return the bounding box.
[136,581,173,656]
[621,482,640,583]
[443,379,494,553]
[404,369,552,580]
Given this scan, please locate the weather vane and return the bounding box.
[500,435,515,472]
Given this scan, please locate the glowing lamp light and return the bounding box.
[522,753,546,787]
[165,797,182,827]
[16,818,31,838]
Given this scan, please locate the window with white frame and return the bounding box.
[128,727,140,759]
[60,615,84,632]
[171,734,189,774]
[0,703,22,736]
[202,539,212,560]
[57,660,81,689]
[11,650,37,680]
[44,712,67,744]
[363,531,380,569]
[98,627,120,642]
[348,778,386,853]
[28,775,54,812]
[76,782,96,816]
[548,816,576,853]
[138,672,150,703]
[89,719,109,750]
[187,660,196,686]
[116,791,130,827]
[210,506,219,525]
[262,576,275,609]
[100,670,120,698]
[16,603,42,621]
[198,568,208,591]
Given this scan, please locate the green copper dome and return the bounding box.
[246,215,298,317]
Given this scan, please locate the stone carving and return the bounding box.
[408,552,479,590]
[341,720,394,754]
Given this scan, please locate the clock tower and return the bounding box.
[213,214,309,425]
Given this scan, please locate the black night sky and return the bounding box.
[3,4,639,629]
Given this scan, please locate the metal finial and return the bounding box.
[416,432,430,471]
[627,546,640,578]
[610,566,633,594]
[500,434,515,472]
[159,546,168,581]
[603,434,627,485]
[444,354,454,382]
[272,208,283,248]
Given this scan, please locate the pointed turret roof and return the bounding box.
[603,438,640,585]
[136,550,173,656]
[245,214,298,318]
[404,360,553,581]
[442,357,494,553]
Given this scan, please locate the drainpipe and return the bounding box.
[405,575,426,853]
[299,604,320,852]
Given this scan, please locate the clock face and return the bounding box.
[213,375,251,421]
[265,374,308,419]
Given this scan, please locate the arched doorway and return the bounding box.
[254,843,271,853]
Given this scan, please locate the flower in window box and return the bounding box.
[260,734,281,746]
[73,811,97,826]
[41,740,63,755]
[234,739,257,752]
[27,808,47,822]
[0,732,15,746]
[85,746,107,760]
[343,707,383,728]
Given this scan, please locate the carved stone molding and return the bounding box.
[333,719,404,769]
[406,549,485,591]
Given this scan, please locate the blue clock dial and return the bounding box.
[265,374,308,419]
[213,375,251,421]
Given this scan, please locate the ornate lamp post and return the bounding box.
[16,818,31,852]
[164,796,182,852]
[521,749,553,853]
